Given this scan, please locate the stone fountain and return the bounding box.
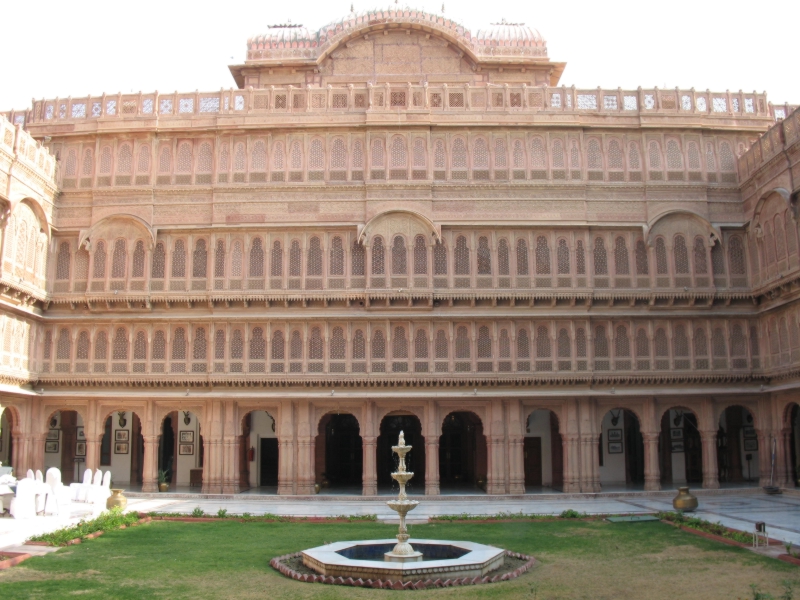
[384,431,422,562]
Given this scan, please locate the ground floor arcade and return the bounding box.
[0,388,796,495]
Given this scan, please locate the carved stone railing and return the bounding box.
[738,104,800,183]
[0,114,57,183]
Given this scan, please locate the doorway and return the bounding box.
[259,438,279,486]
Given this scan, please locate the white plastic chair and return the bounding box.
[92,470,102,486]
[44,468,72,518]
[9,478,37,519]
[26,469,34,480]
[35,470,43,482]
[88,471,112,507]
[70,469,93,502]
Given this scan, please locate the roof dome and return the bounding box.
[475,19,544,47]
[249,24,316,50]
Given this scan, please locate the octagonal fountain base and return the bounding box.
[301,539,505,583]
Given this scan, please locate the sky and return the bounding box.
[1,0,796,111]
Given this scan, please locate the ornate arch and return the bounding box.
[655,404,701,428]
[79,214,156,251]
[645,210,721,248]
[358,210,440,246]
[8,198,50,241]
[752,188,797,228]
[713,402,759,431]
[315,408,363,434]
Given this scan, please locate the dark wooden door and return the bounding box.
[259,438,279,486]
[524,437,542,486]
[550,412,564,489]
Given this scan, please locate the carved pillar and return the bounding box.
[699,430,720,489]
[425,439,439,495]
[486,435,506,495]
[756,431,770,487]
[562,433,581,493]
[580,433,600,492]
[780,429,793,487]
[293,401,313,495]
[505,399,525,495]
[84,400,100,475]
[202,400,223,494]
[643,432,661,491]
[142,434,159,492]
[222,401,239,494]
[362,435,377,496]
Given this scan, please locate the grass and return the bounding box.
[0,518,796,599]
[26,508,142,546]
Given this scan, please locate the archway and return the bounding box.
[599,408,644,490]
[0,409,14,472]
[377,413,425,494]
[239,410,278,493]
[316,413,362,493]
[99,411,144,490]
[439,411,486,493]
[788,403,800,487]
[158,411,203,490]
[44,410,82,484]
[523,409,563,492]
[659,408,703,486]
[717,405,758,485]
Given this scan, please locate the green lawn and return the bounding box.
[0,519,795,599]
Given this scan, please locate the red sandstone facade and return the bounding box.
[0,8,799,496]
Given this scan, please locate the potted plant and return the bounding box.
[158,469,169,492]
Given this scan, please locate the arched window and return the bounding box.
[171,328,186,362]
[719,142,735,171]
[65,150,77,176]
[352,140,363,169]
[636,329,649,358]
[513,140,525,169]
[56,241,70,280]
[192,239,207,278]
[517,328,530,358]
[219,144,229,172]
[118,144,132,174]
[711,242,725,274]
[289,240,301,277]
[673,235,689,274]
[392,236,407,275]
[271,330,285,361]
[666,140,683,170]
[477,236,491,275]
[251,141,266,171]
[290,141,303,170]
[536,325,551,358]
[176,143,192,173]
[654,328,668,359]
[434,140,446,169]
[371,139,384,168]
[330,327,345,360]
[705,143,716,172]
[94,331,108,361]
[728,236,746,275]
[152,331,166,360]
[473,138,488,169]
[198,142,213,173]
[576,240,586,275]
[648,141,662,170]
[390,136,407,168]
[331,138,347,170]
[494,139,507,168]
[535,236,550,275]
[477,325,492,359]
[171,240,186,278]
[249,238,264,277]
[451,139,467,170]
[517,239,529,275]
[308,327,323,360]
[557,328,571,359]
[372,330,386,360]
[231,241,243,278]
[614,237,629,275]
[93,241,107,279]
[250,327,265,360]
[230,330,244,361]
[570,140,580,169]
[100,146,112,174]
[329,236,344,276]
[434,330,448,360]
[393,326,408,359]
[552,139,564,168]
[608,140,623,169]
[73,330,89,361]
[557,239,570,274]
[82,148,94,175]
[351,241,365,276]
[372,237,385,275]
[131,240,145,278]
[635,240,649,275]
[213,329,224,361]
[433,242,447,276]
[712,327,727,361]
[576,328,587,359]
[289,331,303,361]
[134,331,147,361]
[673,325,689,358]
[587,139,602,170]
[413,235,427,275]
[270,241,282,277]
[531,137,546,169]
[687,142,700,170]
[455,326,470,359]
[498,239,510,276]
[594,326,609,358]
[309,139,324,171]
[730,324,746,358]
[414,329,428,359]
[307,237,322,277]
[111,239,126,279]
[628,143,641,171]
[193,327,207,361]
[214,240,225,278]
[353,330,366,361]
[272,142,284,171]
[593,238,608,275]
[693,237,708,274]
[655,238,668,274]
[454,236,470,275]
[151,242,165,278]
[413,138,426,169]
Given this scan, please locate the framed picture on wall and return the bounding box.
[607,429,623,442]
[670,428,683,440]
[114,442,129,454]
[115,430,129,442]
[743,426,756,439]
[607,442,623,454]
[179,444,194,455]
[744,439,758,452]
[179,431,194,443]
[45,441,59,453]
[46,430,60,440]
[671,441,685,453]
[75,442,86,456]
[76,427,85,440]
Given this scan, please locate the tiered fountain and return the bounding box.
[295,432,520,585]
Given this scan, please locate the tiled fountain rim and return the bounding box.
[271,548,537,590]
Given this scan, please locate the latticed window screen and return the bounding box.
[435,330,448,359]
[93,242,107,279]
[352,141,364,168]
[331,139,347,169]
[648,141,662,169]
[455,326,470,359]
[673,326,689,357]
[390,137,407,168]
[289,241,302,277]
[214,240,225,278]
[290,141,303,170]
[693,237,707,274]
[393,327,408,359]
[219,144,229,172]
[329,237,344,276]
[65,150,77,176]
[112,328,128,360]
[551,140,564,168]
[728,237,746,275]
[451,139,467,169]
[56,242,70,279]
[557,329,571,358]
[251,141,266,171]
[95,331,108,360]
[372,237,385,275]
[371,139,385,167]
[513,141,525,168]
[477,326,492,358]
[176,143,192,173]
[83,149,94,175]
[576,241,586,275]
[55,328,70,360]
[193,239,207,278]
[517,239,529,275]
[372,330,386,359]
[536,326,551,358]
[413,236,427,275]
[498,329,510,358]
[635,240,649,275]
[666,140,683,170]
[775,216,787,261]
[594,326,609,357]
[197,143,213,173]
[719,142,735,171]
[152,331,166,360]
[614,237,629,274]
[132,241,145,278]
[433,243,447,275]
[587,139,602,169]
[498,239,510,275]
[655,239,668,274]
[249,238,264,277]
[271,331,284,360]
[628,143,641,170]
[330,327,345,360]
[494,139,507,167]
[673,236,689,274]
[307,237,322,276]
[712,328,727,357]
[231,241,243,277]
[531,138,546,168]
[730,324,747,357]
[413,139,426,168]
[118,144,132,174]
[100,147,112,174]
[270,241,283,277]
[473,139,488,169]
[384,236,404,276]
[131,331,146,361]
[608,140,623,169]
[535,236,550,275]
[694,328,708,356]
[454,236,470,275]
[570,141,580,169]
[352,330,365,359]
[309,140,324,170]
[477,237,491,275]
[76,331,90,360]
[172,240,186,278]
[576,328,588,359]
[593,238,608,275]
[214,329,224,360]
[553,239,569,274]
[290,331,303,360]
[705,143,716,171]
[517,329,530,358]
[654,328,668,358]
[308,327,323,360]
[749,325,760,359]
[687,142,700,170]
[171,328,186,361]
[231,330,244,359]
[635,329,650,356]
[193,328,207,360]
[414,329,428,358]
[272,142,284,170]
[434,141,446,169]
[615,326,630,357]
[351,241,365,276]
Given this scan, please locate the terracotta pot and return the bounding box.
[673,486,698,512]
[106,489,127,510]
[158,483,169,493]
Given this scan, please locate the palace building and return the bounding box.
[1,7,799,496]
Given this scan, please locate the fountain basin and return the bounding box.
[302,539,505,583]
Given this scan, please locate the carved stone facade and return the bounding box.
[1,9,799,496]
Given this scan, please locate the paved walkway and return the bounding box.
[3,489,798,553]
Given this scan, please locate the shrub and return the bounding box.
[28,507,141,546]
[559,509,586,519]
[191,507,205,518]
[217,508,228,518]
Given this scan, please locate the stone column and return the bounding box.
[780,429,793,487]
[362,435,377,496]
[293,401,314,495]
[202,400,223,494]
[279,438,298,495]
[222,401,239,494]
[699,430,720,489]
[84,401,100,475]
[580,433,601,492]
[507,435,525,495]
[486,435,506,495]
[142,435,159,492]
[643,431,661,491]
[562,433,581,493]
[424,439,439,495]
